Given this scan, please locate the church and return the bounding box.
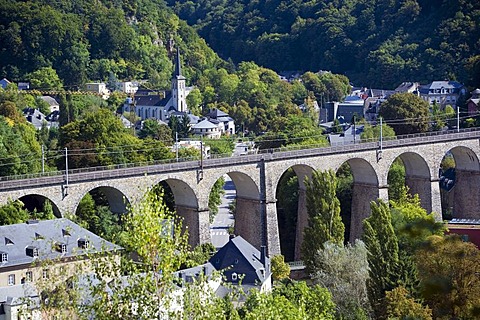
[123,48,192,122]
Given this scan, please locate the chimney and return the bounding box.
[260,245,267,267]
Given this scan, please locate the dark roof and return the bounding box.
[207,108,229,119]
[0,218,121,269]
[418,81,464,94]
[209,236,270,285]
[135,93,171,107]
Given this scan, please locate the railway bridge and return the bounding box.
[1,130,480,258]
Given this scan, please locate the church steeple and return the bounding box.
[171,47,187,112]
[174,47,185,80]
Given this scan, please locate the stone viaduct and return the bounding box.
[1,130,480,258]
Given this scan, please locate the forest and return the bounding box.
[169,0,480,88]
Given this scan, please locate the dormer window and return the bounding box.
[35,233,44,240]
[231,272,238,281]
[56,243,67,254]
[26,246,39,257]
[62,229,71,237]
[0,252,7,262]
[78,238,89,249]
[5,237,13,245]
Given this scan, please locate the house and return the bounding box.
[328,124,364,146]
[322,100,364,123]
[17,82,30,91]
[394,82,419,94]
[0,78,11,89]
[209,236,271,293]
[418,81,466,108]
[0,219,121,320]
[467,88,480,116]
[39,96,59,113]
[192,119,221,139]
[85,82,110,99]
[123,48,192,121]
[206,109,235,135]
[447,219,480,247]
[175,235,272,302]
[116,81,138,94]
[23,108,47,130]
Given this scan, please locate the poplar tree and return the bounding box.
[362,200,401,320]
[301,169,344,274]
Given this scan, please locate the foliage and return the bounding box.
[360,121,396,141]
[0,116,43,175]
[276,169,298,261]
[302,169,344,273]
[270,255,290,281]
[388,158,406,202]
[379,93,430,135]
[204,137,235,155]
[0,199,30,225]
[183,243,216,268]
[170,0,480,88]
[415,235,480,319]
[362,200,402,320]
[208,177,225,222]
[138,118,173,144]
[312,241,371,319]
[28,67,63,90]
[385,286,432,320]
[336,162,353,242]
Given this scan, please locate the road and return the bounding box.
[210,175,236,249]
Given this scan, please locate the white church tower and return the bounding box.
[171,47,187,112]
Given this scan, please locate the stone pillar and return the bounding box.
[430,179,442,221]
[235,197,263,250]
[453,170,480,219]
[176,206,211,248]
[265,200,281,256]
[294,187,307,260]
[350,183,381,242]
[405,176,433,215]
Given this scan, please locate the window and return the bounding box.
[42,269,49,280]
[231,272,238,281]
[26,271,33,282]
[8,274,15,286]
[0,252,7,262]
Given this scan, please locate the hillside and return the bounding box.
[0,0,224,89]
[168,0,480,88]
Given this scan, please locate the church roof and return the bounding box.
[135,93,171,107]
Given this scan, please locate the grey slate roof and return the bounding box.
[207,108,228,119]
[209,236,270,285]
[418,81,464,94]
[39,96,59,107]
[193,119,217,129]
[23,107,46,129]
[135,93,171,107]
[0,218,121,270]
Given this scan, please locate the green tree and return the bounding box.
[312,241,371,319]
[271,255,291,281]
[385,286,432,320]
[0,200,30,225]
[379,93,429,135]
[360,121,396,141]
[208,177,225,222]
[301,169,344,273]
[138,119,173,144]
[28,67,63,90]
[415,235,480,319]
[387,158,406,202]
[362,200,402,320]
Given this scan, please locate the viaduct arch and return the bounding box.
[1,131,480,255]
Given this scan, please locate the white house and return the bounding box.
[418,81,466,108]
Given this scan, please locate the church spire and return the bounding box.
[174,47,185,79]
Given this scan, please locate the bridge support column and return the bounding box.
[350,183,384,242]
[294,187,307,260]
[235,197,281,255]
[176,206,211,248]
[453,170,480,219]
[405,176,441,218]
[265,199,281,256]
[235,197,263,250]
[430,179,442,221]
